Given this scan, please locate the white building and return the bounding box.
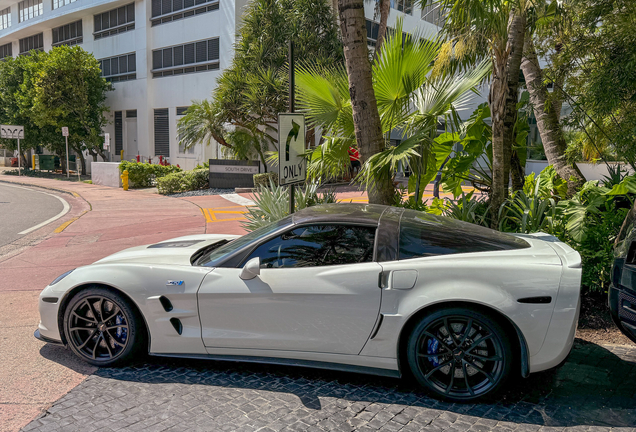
[0,0,449,170]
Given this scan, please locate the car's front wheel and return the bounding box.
[407,307,513,402]
[63,287,143,366]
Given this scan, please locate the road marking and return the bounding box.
[200,208,212,223]
[220,193,255,207]
[2,184,71,235]
[54,217,78,233]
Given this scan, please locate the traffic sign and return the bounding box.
[61,127,69,137]
[278,113,306,186]
[1,125,24,139]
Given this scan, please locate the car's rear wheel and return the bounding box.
[407,307,513,402]
[63,287,142,366]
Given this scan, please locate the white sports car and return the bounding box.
[35,204,581,401]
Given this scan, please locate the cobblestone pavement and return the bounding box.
[22,340,636,432]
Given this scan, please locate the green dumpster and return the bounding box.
[36,155,56,171]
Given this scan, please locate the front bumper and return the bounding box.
[34,329,64,346]
[608,284,636,344]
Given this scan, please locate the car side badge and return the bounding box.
[166,280,184,286]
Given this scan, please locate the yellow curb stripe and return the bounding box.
[54,217,78,233]
[209,210,247,214]
[200,208,212,223]
[207,217,245,223]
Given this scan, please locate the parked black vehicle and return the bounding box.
[610,207,636,343]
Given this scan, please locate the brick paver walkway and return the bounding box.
[22,340,636,432]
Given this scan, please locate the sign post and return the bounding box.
[1,125,25,176]
[278,41,307,214]
[62,127,69,178]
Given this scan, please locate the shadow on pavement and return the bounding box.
[39,339,636,429]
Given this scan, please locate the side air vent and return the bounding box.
[170,318,183,335]
[517,296,552,304]
[159,296,173,312]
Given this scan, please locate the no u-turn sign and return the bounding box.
[278,113,306,186]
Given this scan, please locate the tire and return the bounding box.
[407,307,513,402]
[63,287,143,366]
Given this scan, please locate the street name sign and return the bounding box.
[278,113,306,186]
[1,125,24,139]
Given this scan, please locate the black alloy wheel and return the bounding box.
[63,287,142,366]
[407,308,513,402]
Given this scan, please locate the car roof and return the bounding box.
[291,203,394,226]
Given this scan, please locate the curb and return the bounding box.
[0,178,81,198]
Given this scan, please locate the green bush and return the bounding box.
[119,161,181,188]
[253,172,278,188]
[156,168,209,194]
[242,181,336,231]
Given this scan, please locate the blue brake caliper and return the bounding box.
[116,315,127,342]
[427,338,440,367]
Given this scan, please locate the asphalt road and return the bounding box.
[0,183,67,248]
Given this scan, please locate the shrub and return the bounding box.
[119,161,181,188]
[156,168,209,194]
[242,181,337,231]
[253,172,279,188]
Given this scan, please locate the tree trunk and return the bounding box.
[504,11,526,193]
[489,54,508,228]
[521,34,585,196]
[77,150,87,175]
[373,0,391,61]
[338,0,393,205]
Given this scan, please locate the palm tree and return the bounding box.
[429,0,528,227]
[296,19,490,201]
[336,0,394,204]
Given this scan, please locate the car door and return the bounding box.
[197,224,383,355]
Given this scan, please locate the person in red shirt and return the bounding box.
[348,147,360,177]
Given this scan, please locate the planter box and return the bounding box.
[91,162,122,188]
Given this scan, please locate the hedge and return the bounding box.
[156,168,209,195]
[119,161,182,188]
[253,172,278,188]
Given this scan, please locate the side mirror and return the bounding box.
[239,257,261,280]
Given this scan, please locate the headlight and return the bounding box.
[50,269,74,286]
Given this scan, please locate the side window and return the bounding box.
[245,224,376,269]
[398,210,529,260]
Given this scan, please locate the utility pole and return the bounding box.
[288,40,295,215]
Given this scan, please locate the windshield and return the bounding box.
[195,216,292,267]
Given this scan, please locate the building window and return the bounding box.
[176,107,194,155]
[52,20,83,47]
[52,0,77,10]
[126,110,137,118]
[98,53,136,82]
[94,3,135,40]
[114,111,123,153]
[0,43,12,60]
[19,0,43,22]
[420,0,444,25]
[366,20,380,47]
[152,38,219,78]
[154,108,170,157]
[391,0,412,15]
[19,33,44,55]
[150,0,219,27]
[0,7,11,30]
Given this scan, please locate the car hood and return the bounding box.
[92,234,240,266]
